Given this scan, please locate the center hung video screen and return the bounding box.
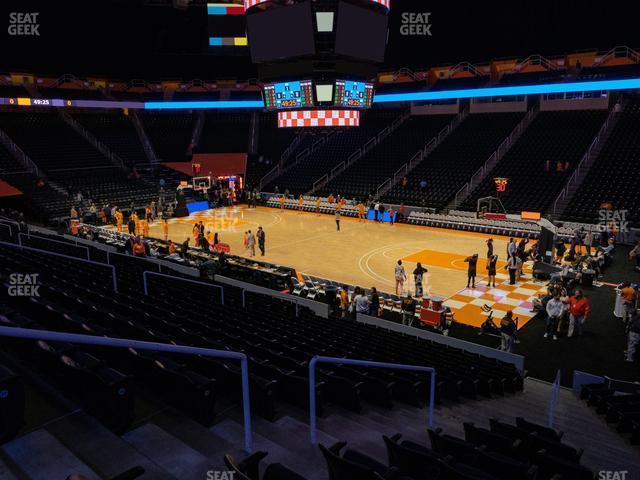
[335,1,388,63]
[246,1,316,63]
[334,80,374,108]
[263,80,314,110]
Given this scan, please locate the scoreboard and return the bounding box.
[334,80,374,108]
[263,79,373,110]
[263,80,314,110]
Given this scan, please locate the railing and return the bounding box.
[309,356,436,444]
[548,370,561,428]
[550,101,617,216]
[516,54,559,71]
[449,61,482,78]
[373,109,466,200]
[18,233,90,260]
[58,110,127,170]
[594,45,640,67]
[312,174,329,192]
[0,240,118,293]
[0,326,253,453]
[130,111,160,165]
[0,127,44,178]
[308,110,411,195]
[447,106,537,211]
[142,271,224,304]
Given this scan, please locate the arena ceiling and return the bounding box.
[1,0,637,80]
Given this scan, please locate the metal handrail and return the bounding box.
[0,240,117,293]
[142,271,224,305]
[313,174,328,191]
[308,356,436,444]
[0,326,253,453]
[18,233,90,260]
[331,162,345,177]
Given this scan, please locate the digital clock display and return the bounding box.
[263,80,314,110]
[334,80,374,109]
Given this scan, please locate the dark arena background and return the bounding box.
[0,1,639,479]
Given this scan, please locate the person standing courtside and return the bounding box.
[335,207,341,231]
[413,263,427,297]
[257,226,266,256]
[486,254,498,287]
[464,253,479,289]
[395,260,407,295]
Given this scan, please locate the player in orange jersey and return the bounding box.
[162,219,169,241]
[279,195,285,210]
[315,197,321,215]
[298,194,304,212]
[357,202,366,222]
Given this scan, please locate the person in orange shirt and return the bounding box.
[339,286,349,318]
[192,223,200,245]
[168,240,176,255]
[207,230,214,245]
[115,210,123,232]
[388,206,395,226]
[327,194,335,204]
[132,240,146,257]
[298,194,304,212]
[145,206,151,223]
[141,219,149,237]
[315,197,321,215]
[620,282,638,324]
[279,195,285,210]
[162,219,169,241]
[357,202,365,222]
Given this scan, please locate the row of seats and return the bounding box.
[580,381,640,445]
[228,416,590,480]
[407,212,541,238]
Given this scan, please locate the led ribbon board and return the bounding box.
[373,78,640,103]
[2,77,640,110]
[278,110,360,127]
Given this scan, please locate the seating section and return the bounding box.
[265,110,399,195]
[317,114,453,199]
[562,98,640,224]
[140,113,195,161]
[460,110,607,214]
[74,113,148,166]
[580,381,640,445]
[197,112,250,153]
[0,112,112,172]
[303,415,591,480]
[383,112,524,210]
[0,236,523,435]
[246,113,298,188]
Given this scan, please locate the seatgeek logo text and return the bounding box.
[8,12,40,36]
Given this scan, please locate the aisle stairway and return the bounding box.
[2,379,637,479]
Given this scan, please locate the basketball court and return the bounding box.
[138,206,546,329]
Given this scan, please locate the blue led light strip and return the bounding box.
[144,100,264,109]
[372,78,640,103]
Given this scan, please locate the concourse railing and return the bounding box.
[0,326,253,453]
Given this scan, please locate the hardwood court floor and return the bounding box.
[146,206,544,329]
